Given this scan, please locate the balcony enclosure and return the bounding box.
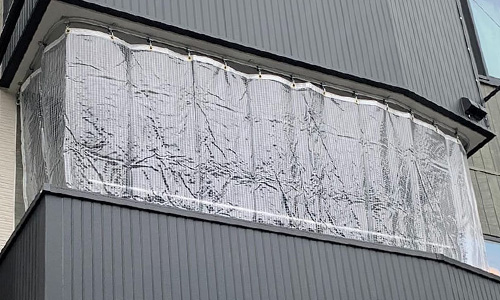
[20,28,487,269]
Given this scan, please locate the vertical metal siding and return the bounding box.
[82,0,481,118]
[469,84,500,237]
[1,0,37,69]
[1,192,499,300]
[387,0,480,114]
[0,201,45,300]
[2,0,15,21]
[41,194,500,300]
[3,0,10,21]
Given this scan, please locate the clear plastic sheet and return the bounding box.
[20,70,47,208]
[20,29,487,269]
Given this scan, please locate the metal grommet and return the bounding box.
[383,97,390,111]
[108,28,115,40]
[147,37,153,50]
[432,120,438,132]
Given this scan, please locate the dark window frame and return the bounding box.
[460,0,500,83]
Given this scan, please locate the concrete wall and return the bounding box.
[0,89,17,250]
[469,83,500,237]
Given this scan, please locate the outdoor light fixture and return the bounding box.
[461,97,487,121]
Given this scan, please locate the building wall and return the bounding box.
[2,0,25,229]
[469,83,500,237]
[0,199,45,300]
[0,90,17,250]
[470,83,500,237]
[2,190,496,300]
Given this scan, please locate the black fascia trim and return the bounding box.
[469,132,495,157]
[41,185,500,284]
[0,0,494,153]
[0,0,26,62]
[0,0,51,87]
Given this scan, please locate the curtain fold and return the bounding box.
[20,29,487,269]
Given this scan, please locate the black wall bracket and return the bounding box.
[461,97,488,121]
[484,85,500,103]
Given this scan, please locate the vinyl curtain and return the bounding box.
[20,29,487,269]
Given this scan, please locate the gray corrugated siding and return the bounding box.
[84,0,481,119]
[470,84,500,237]
[0,200,45,300]
[1,191,500,300]
[39,192,500,300]
[2,0,14,21]
[1,0,37,69]
[471,169,500,236]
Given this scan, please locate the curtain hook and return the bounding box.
[108,27,115,40]
[321,83,326,96]
[383,97,390,111]
[382,97,390,111]
[147,37,153,50]
[257,67,262,78]
[432,120,438,132]
[187,48,192,61]
[223,59,228,70]
[291,75,296,88]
